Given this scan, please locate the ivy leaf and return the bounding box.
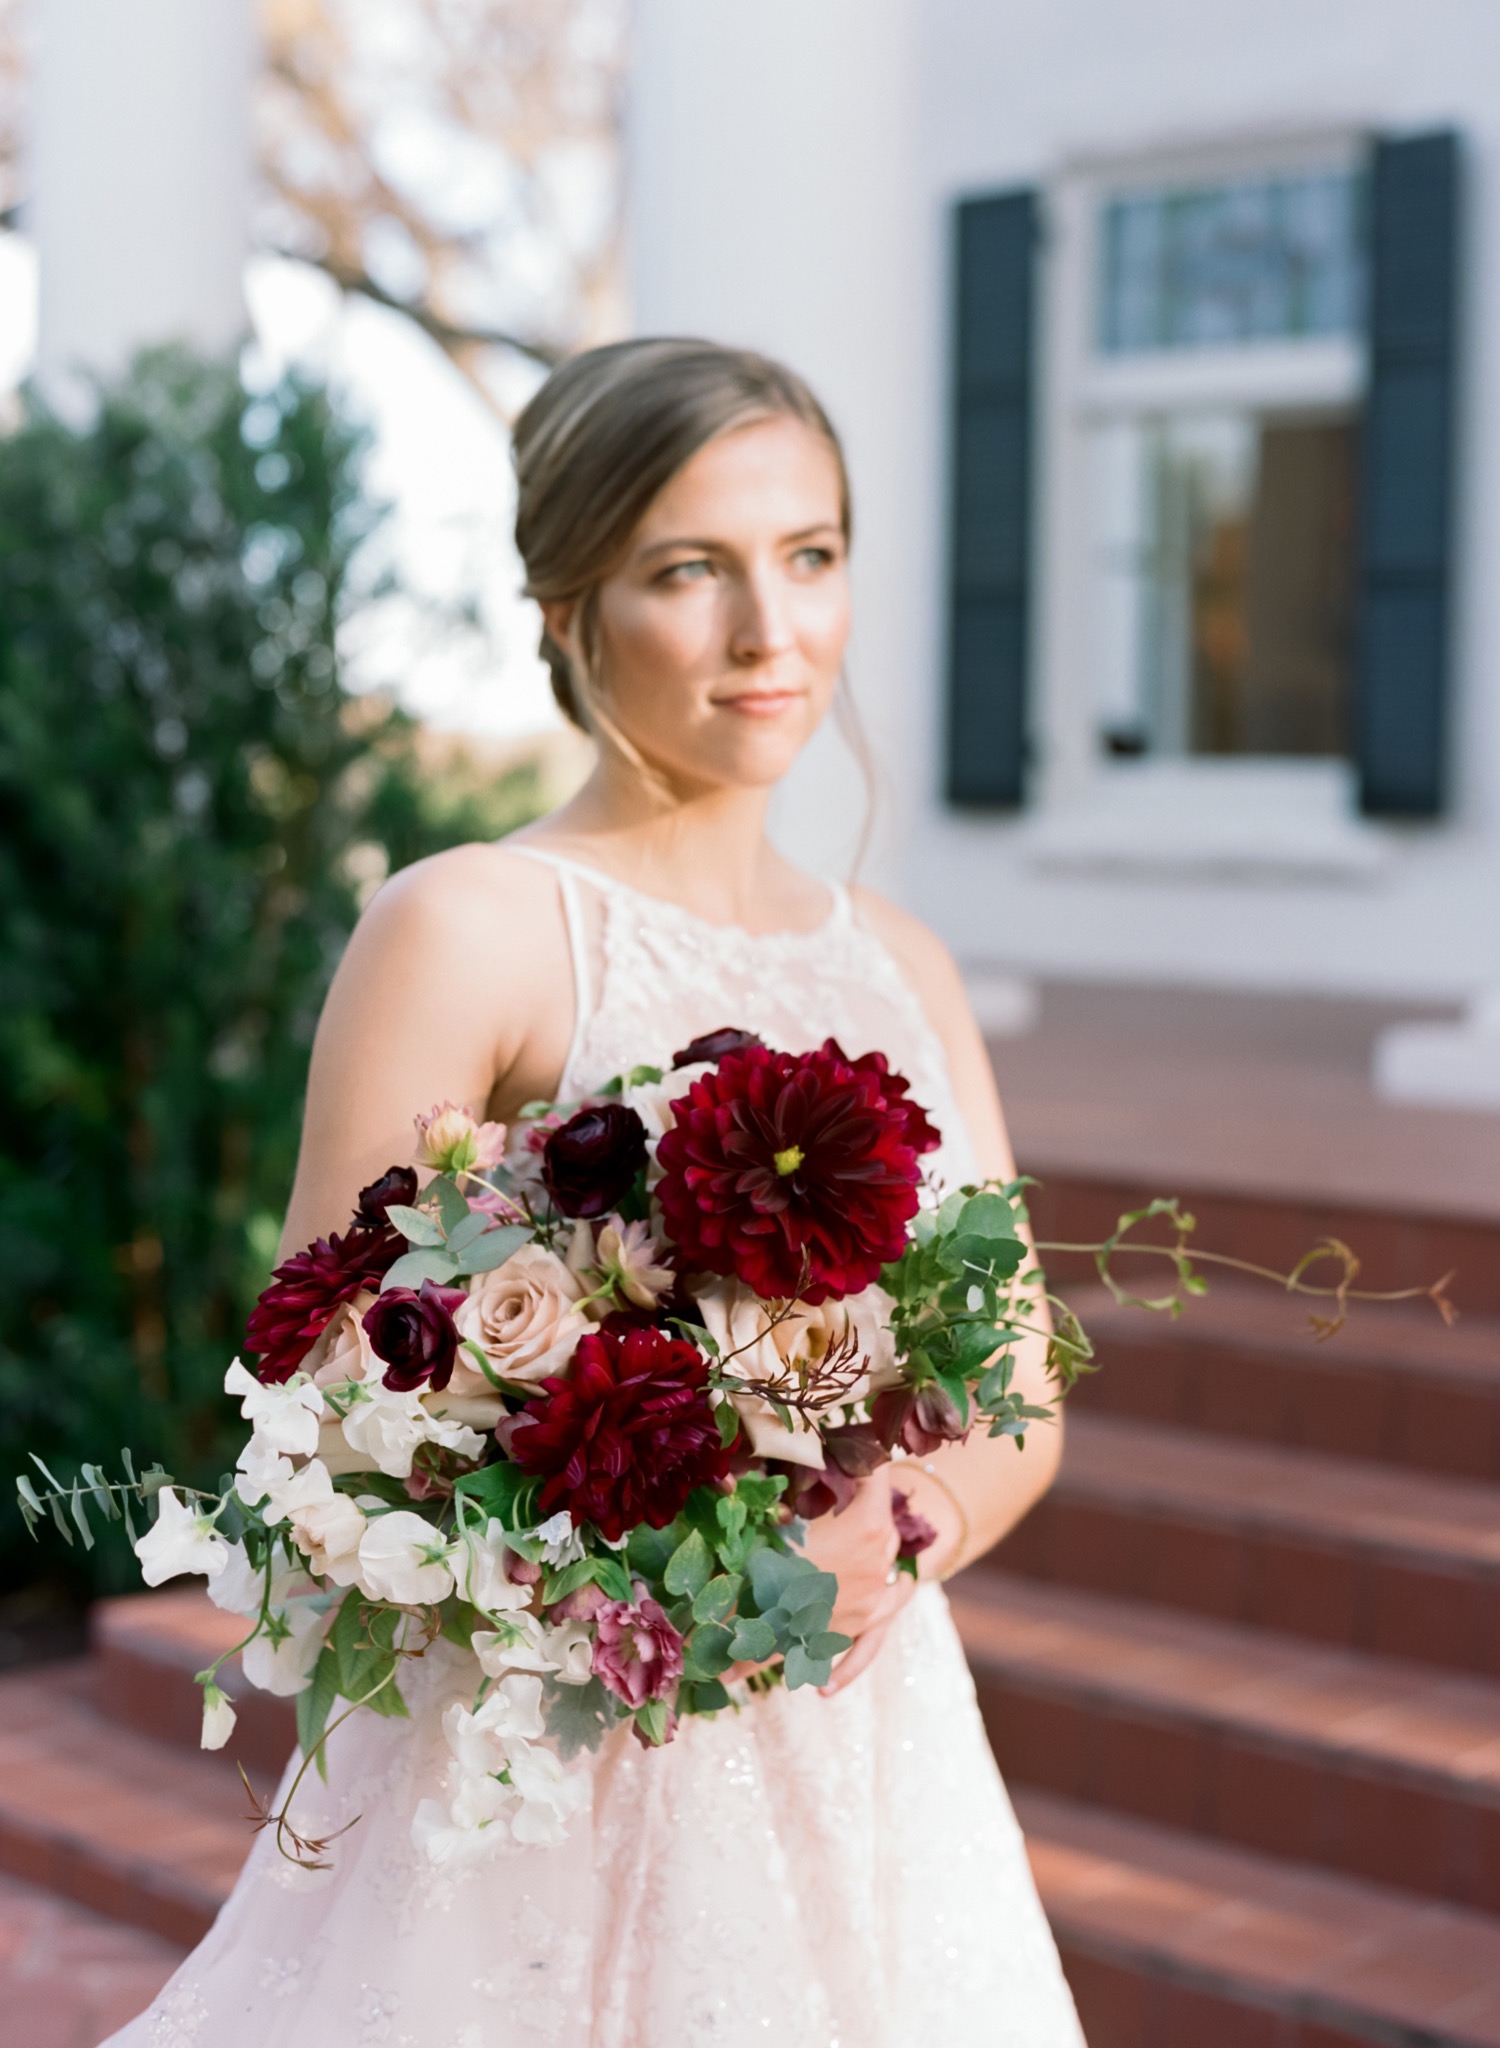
[663,1529,713,1600]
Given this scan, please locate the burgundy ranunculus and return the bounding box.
[364,1279,468,1392]
[653,1042,926,1304]
[591,1594,684,1709]
[508,1325,735,1542]
[672,1026,765,1069]
[245,1222,399,1384]
[541,1103,648,1219]
[891,1486,939,1561]
[354,1165,419,1228]
[871,1382,968,1456]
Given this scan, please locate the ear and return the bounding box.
[538,597,580,659]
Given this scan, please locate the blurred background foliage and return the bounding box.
[0,349,541,1603]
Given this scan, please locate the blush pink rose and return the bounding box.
[451,1244,589,1393]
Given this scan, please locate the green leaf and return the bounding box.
[727,1616,777,1663]
[456,1224,531,1274]
[592,1553,633,1604]
[745,1547,803,1612]
[297,1643,341,1773]
[692,1573,742,1626]
[773,1567,838,1617]
[69,1483,95,1550]
[381,1248,459,1290]
[624,1063,664,1088]
[715,1401,741,1449]
[956,1191,1021,1244]
[663,1529,713,1600]
[452,1461,537,1530]
[806,1629,852,1660]
[625,1522,680,1582]
[431,1177,471,1233]
[445,1210,492,1255]
[783,1643,822,1689]
[543,1676,622,1760]
[681,1620,735,1680]
[385,1203,446,1246]
[680,1678,731,1713]
[633,1697,671,1746]
[542,1556,598,1606]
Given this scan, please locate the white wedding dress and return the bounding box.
[107,851,1085,2048]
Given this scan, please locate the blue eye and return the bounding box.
[793,546,836,571]
[661,558,713,584]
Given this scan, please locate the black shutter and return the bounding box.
[945,190,1037,807]
[1354,131,1461,816]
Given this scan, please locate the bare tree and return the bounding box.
[0,0,627,409]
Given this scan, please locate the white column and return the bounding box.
[28,0,254,413]
[628,0,928,896]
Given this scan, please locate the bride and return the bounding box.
[108,338,1085,2047]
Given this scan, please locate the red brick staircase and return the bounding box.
[950,1171,1500,2046]
[2,1170,1498,2045]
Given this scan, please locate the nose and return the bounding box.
[727,566,796,665]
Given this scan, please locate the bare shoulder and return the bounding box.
[847,885,970,1015]
[350,840,565,970]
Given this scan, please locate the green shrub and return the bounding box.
[0,349,538,1595]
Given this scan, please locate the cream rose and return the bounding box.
[452,1245,589,1390]
[304,1293,378,1388]
[695,1280,901,1468]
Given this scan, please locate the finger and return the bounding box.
[819,1616,892,1696]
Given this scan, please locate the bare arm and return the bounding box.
[277,845,575,1256]
[811,891,1062,1691]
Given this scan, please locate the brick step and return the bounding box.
[0,1661,256,1946]
[0,1867,184,2046]
[1018,1788,1500,2048]
[1027,1171,1500,1318]
[995,1412,1500,1676]
[92,1591,295,1773]
[949,1573,1500,1913]
[1065,1283,1500,1482]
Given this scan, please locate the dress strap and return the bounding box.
[503,845,594,1097]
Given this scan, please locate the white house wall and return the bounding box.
[632,0,1500,1002]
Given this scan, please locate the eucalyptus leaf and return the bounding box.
[727,1616,777,1662]
[692,1573,742,1626]
[682,1620,735,1680]
[456,1224,531,1275]
[663,1529,713,1600]
[432,1177,471,1233]
[445,1210,492,1255]
[385,1204,446,1246]
[381,1248,460,1291]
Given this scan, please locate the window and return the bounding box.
[1087,160,1365,763]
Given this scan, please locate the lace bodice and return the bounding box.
[507,847,980,1193]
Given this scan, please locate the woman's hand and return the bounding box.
[799,1467,916,1697]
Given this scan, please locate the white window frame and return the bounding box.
[1027,128,1390,881]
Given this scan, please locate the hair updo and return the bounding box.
[512,337,852,732]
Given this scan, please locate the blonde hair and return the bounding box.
[512,337,852,734]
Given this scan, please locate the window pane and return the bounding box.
[1100,169,1365,353]
[1092,412,1356,758]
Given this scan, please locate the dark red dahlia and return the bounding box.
[653,1042,927,1304]
[507,1325,736,1543]
[827,1040,942,1157]
[244,1222,398,1384]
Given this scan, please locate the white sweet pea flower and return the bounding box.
[288,1493,367,1586]
[540,1618,596,1686]
[134,1488,231,1588]
[240,1600,327,1697]
[205,1539,262,1616]
[356,1511,456,1605]
[237,1448,336,1529]
[338,1385,485,1481]
[199,1683,237,1751]
[411,1772,513,1868]
[508,1738,590,1846]
[224,1359,324,1456]
[517,1512,585,1569]
[453,1518,533,1616]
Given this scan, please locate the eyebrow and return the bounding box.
[635,522,843,563]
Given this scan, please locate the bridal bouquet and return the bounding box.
[16,1027,1068,1865]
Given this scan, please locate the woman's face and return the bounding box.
[551,413,851,793]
